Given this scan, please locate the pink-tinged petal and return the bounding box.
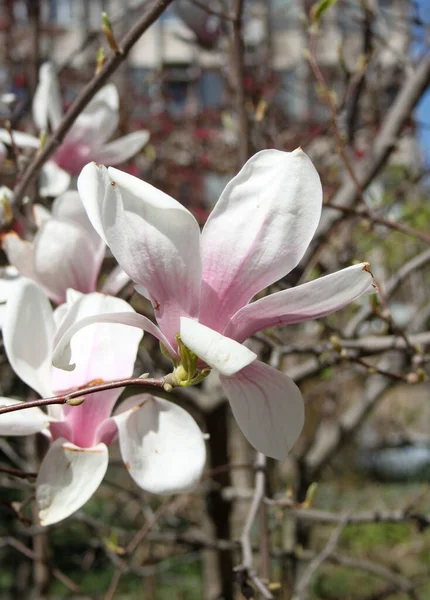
[63,389,121,448]
[53,310,176,373]
[2,279,54,398]
[101,265,130,295]
[0,397,51,436]
[78,163,202,345]
[33,219,99,303]
[51,292,143,393]
[225,263,377,343]
[94,130,150,164]
[49,418,72,441]
[52,191,105,273]
[0,128,40,149]
[67,84,119,146]
[200,149,322,331]
[114,395,206,494]
[36,438,108,525]
[39,162,71,197]
[2,233,36,280]
[220,360,304,460]
[180,317,256,376]
[32,63,63,131]
[94,417,118,447]
[52,191,105,256]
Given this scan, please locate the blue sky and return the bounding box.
[414,0,430,164]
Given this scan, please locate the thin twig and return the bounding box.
[304,55,430,266]
[264,506,430,530]
[235,453,274,600]
[104,498,173,600]
[0,376,167,417]
[189,0,234,20]
[345,248,430,337]
[232,0,250,166]
[323,201,430,245]
[308,27,365,205]
[0,465,37,480]
[293,515,349,599]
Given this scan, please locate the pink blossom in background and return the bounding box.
[2,191,130,304]
[54,149,377,460]
[0,280,206,525]
[0,63,150,197]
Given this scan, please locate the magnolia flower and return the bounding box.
[0,280,206,525]
[0,63,150,197]
[2,190,128,304]
[0,141,5,164]
[54,149,376,460]
[0,266,19,328]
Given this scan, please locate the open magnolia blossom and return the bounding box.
[2,190,129,304]
[54,148,377,460]
[0,63,150,197]
[0,279,206,525]
[0,266,19,328]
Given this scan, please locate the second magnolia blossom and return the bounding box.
[55,148,377,460]
[0,63,149,197]
[2,191,129,304]
[0,280,206,525]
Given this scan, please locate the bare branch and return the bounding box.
[235,453,274,599]
[232,0,250,166]
[0,376,168,417]
[323,201,430,245]
[306,55,430,260]
[293,515,349,599]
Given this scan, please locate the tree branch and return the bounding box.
[0,376,168,417]
[305,55,430,261]
[232,0,250,166]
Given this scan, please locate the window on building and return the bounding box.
[199,70,224,109]
[162,63,196,116]
[276,69,309,122]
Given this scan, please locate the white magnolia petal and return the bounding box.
[0,266,21,329]
[0,398,51,436]
[36,439,108,525]
[33,204,52,227]
[51,293,143,393]
[0,141,6,163]
[220,360,304,460]
[101,265,131,295]
[32,63,63,131]
[180,317,256,377]
[39,162,71,197]
[33,219,99,303]
[0,128,40,149]
[114,395,206,494]
[78,163,202,345]
[69,84,119,146]
[225,263,377,342]
[200,149,322,331]
[94,130,150,164]
[53,309,176,372]
[52,190,105,256]
[2,233,36,280]
[2,279,54,398]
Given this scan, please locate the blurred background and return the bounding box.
[0,1,429,599]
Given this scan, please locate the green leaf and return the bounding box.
[311,0,339,24]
